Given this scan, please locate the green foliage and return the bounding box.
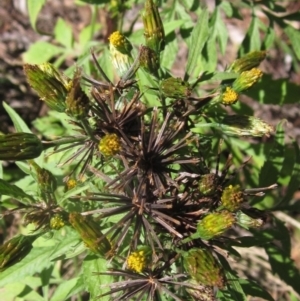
[1,0,300,300]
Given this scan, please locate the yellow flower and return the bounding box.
[127,250,148,273]
[221,86,239,105]
[221,184,244,211]
[232,68,263,92]
[99,133,121,156]
[66,179,77,190]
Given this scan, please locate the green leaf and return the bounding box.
[239,279,275,301]
[23,41,64,64]
[0,178,35,204]
[82,254,112,301]
[240,15,260,55]
[0,247,53,287]
[185,9,209,80]
[3,101,31,133]
[50,277,85,301]
[27,0,46,31]
[54,18,73,49]
[284,24,300,60]
[246,74,300,105]
[265,243,300,295]
[278,141,300,206]
[254,121,285,205]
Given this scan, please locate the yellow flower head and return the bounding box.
[109,31,126,48]
[127,250,148,273]
[99,133,121,157]
[66,179,77,190]
[221,184,244,211]
[221,87,239,105]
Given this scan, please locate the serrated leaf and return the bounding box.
[82,254,112,301]
[0,247,53,287]
[0,178,35,204]
[3,101,31,133]
[185,9,209,80]
[54,18,73,49]
[23,41,64,64]
[27,0,46,31]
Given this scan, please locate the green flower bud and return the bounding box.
[65,69,90,120]
[142,0,165,54]
[232,68,263,92]
[160,77,192,99]
[183,248,225,288]
[197,211,235,240]
[127,246,152,273]
[139,45,160,77]
[228,51,267,73]
[69,212,111,256]
[0,234,39,271]
[29,160,57,196]
[221,185,244,212]
[220,115,274,137]
[24,63,70,112]
[108,31,134,78]
[236,211,264,230]
[198,174,217,196]
[0,133,43,161]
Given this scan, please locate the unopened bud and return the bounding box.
[142,0,165,53]
[183,248,225,288]
[228,51,267,73]
[24,63,70,112]
[0,133,43,161]
[139,45,160,77]
[65,69,90,119]
[69,212,111,256]
[0,234,39,271]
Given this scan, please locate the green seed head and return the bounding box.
[232,68,263,93]
[236,211,264,230]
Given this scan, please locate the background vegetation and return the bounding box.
[0,0,300,300]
